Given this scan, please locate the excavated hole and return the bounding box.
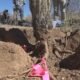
[0,28,34,52]
[59,45,80,70]
[4,28,79,70]
[59,53,80,70]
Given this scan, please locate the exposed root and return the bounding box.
[53,43,75,58]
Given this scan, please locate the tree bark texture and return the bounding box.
[29,0,52,41]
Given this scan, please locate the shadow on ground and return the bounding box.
[0,28,34,52]
[59,45,80,70]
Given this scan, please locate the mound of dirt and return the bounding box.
[0,41,32,78]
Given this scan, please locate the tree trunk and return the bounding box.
[29,0,52,41]
[29,0,52,59]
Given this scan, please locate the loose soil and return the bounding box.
[0,24,80,80]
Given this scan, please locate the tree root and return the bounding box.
[53,43,75,59]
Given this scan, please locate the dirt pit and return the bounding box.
[0,25,80,80]
[48,28,80,80]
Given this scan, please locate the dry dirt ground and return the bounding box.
[0,24,80,80]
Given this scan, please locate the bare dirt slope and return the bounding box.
[0,41,32,79]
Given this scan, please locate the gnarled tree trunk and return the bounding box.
[29,0,52,59]
[29,0,52,41]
